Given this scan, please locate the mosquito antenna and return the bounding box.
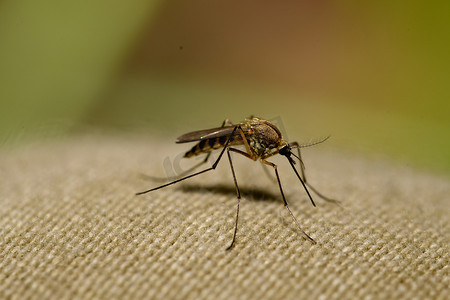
[291,136,330,149]
[285,154,316,207]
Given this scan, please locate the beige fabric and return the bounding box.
[0,135,449,299]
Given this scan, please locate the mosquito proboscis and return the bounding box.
[136,117,338,250]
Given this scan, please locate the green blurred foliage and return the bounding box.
[0,0,161,142]
[0,1,449,173]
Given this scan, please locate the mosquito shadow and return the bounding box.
[178,183,280,202]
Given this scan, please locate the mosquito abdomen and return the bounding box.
[184,136,231,157]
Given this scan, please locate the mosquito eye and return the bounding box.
[279,146,290,156]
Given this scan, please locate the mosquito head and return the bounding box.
[278,145,291,157]
[279,145,299,165]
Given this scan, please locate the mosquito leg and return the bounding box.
[140,157,210,183]
[228,148,256,160]
[289,142,340,205]
[262,159,316,244]
[225,147,241,250]
[223,147,258,249]
[260,161,277,183]
[136,126,239,195]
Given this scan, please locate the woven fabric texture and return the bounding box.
[0,135,449,300]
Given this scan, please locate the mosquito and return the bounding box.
[136,117,338,250]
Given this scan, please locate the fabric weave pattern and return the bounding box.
[0,135,448,299]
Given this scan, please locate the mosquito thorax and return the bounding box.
[246,118,285,157]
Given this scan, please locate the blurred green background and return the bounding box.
[1,1,449,173]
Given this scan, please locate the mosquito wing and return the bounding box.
[176,126,245,143]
